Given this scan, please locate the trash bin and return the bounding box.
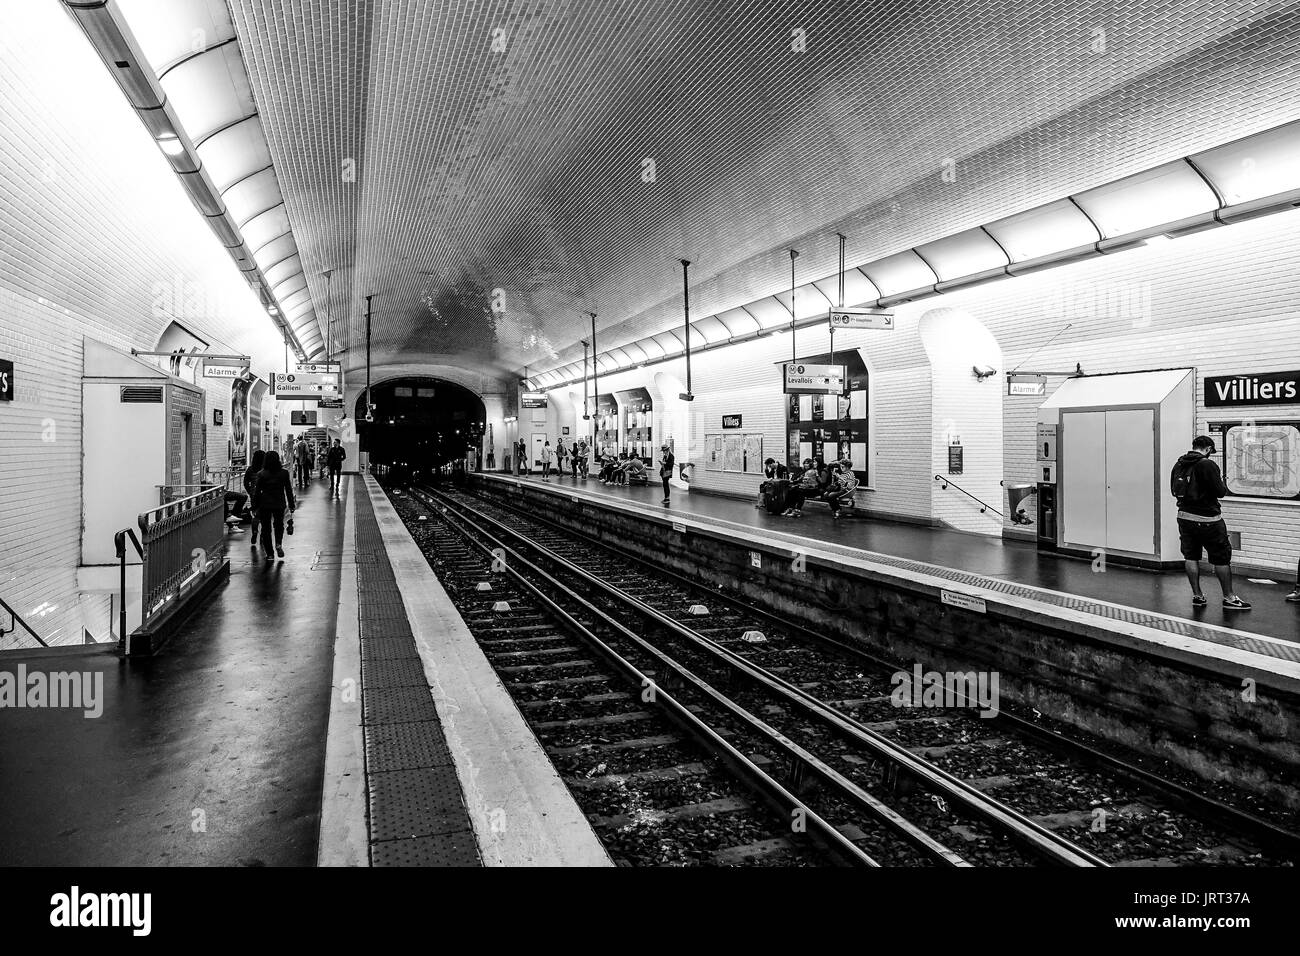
[1004,482,1036,525]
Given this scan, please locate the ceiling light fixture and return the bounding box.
[156,133,184,157]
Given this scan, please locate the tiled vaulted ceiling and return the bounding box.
[223,0,1300,378]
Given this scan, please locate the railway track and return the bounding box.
[394,482,1296,866]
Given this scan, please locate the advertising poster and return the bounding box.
[230,377,249,468]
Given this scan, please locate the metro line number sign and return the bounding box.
[829,309,894,330]
[273,371,340,400]
[783,362,847,396]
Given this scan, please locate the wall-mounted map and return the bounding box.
[1216,421,1300,499]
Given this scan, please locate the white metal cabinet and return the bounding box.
[1062,408,1155,556]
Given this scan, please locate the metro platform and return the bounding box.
[479,470,1300,674]
[0,472,608,867]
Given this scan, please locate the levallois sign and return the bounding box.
[783,362,846,395]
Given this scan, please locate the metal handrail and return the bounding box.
[933,474,1005,517]
[133,487,227,647]
[114,527,144,647]
[0,595,49,649]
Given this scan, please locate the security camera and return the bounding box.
[972,365,997,381]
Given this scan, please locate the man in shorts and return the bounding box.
[1172,435,1250,610]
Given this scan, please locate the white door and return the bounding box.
[1061,411,1107,550]
[1104,409,1155,555]
[531,432,545,467]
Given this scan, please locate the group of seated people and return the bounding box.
[597,451,649,484]
[757,455,860,518]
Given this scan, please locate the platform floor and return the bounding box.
[492,470,1300,648]
[352,480,482,866]
[0,476,347,866]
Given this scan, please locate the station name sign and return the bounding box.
[722,414,742,429]
[782,362,847,396]
[521,391,548,409]
[1205,371,1300,407]
[0,358,12,402]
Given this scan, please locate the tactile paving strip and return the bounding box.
[369,831,482,868]
[354,482,482,866]
[365,722,454,773]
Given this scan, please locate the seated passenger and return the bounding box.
[756,457,778,507]
[828,459,859,518]
[623,456,647,483]
[782,460,820,517]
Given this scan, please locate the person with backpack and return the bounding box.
[1172,435,1250,610]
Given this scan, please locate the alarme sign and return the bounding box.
[1205,371,1300,407]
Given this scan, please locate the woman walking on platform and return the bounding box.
[253,450,296,560]
[242,449,265,547]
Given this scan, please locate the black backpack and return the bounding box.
[1170,458,1199,501]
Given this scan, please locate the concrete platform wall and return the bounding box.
[473,476,1300,810]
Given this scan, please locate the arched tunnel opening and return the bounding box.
[356,377,485,482]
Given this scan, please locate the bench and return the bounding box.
[759,481,860,517]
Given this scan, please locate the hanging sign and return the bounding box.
[1008,375,1046,396]
[829,309,894,330]
[783,363,847,396]
[273,372,340,400]
[203,362,249,379]
[521,391,548,409]
[294,362,341,376]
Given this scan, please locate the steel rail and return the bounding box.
[427,484,1107,867]
[463,481,1300,860]
[417,490,880,867]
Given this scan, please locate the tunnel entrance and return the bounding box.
[356,377,485,479]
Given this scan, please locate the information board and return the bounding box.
[704,435,723,471]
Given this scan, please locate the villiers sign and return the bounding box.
[1205,371,1300,407]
